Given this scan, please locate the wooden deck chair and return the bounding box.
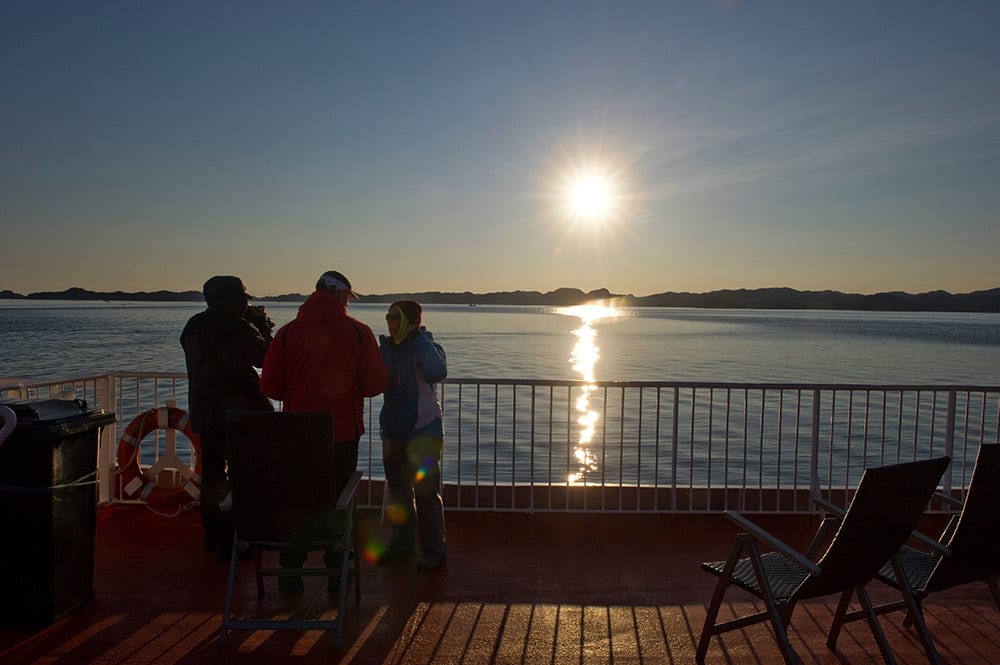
[828,444,1000,665]
[219,411,361,648]
[696,456,950,665]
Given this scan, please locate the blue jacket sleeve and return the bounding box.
[413,331,447,384]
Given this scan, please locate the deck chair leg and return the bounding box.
[357,505,363,605]
[253,548,265,597]
[987,574,1000,612]
[696,536,747,664]
[853,585,897,665]
[746,546,801,665]
[219,543,240,647]
[826,588,853,651]
[890,558,944,665]
[695,575,729,664]
[768,610,802,665]
[352,504,361,606]
[901,599,922,628]
[335,519,354,648]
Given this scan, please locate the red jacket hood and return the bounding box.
[297,290,348,323]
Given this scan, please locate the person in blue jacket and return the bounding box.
[378,300,448,570]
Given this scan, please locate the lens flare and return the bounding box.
[384,502,408,525]
[364,540,386,563]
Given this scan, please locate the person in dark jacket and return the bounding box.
[379,300,448,570]
[180,275,273,560]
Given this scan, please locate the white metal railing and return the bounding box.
[3,373,998,514]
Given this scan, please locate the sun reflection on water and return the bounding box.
[556,303,620,484]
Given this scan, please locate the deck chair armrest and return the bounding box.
[906,529,952,556]
[335,470,362,510]
[932,491,964,509]
[812,495,845,517]
[897,490,955,554]
[804,517,841,561]
[724,511,822,575]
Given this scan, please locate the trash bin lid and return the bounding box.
[0,398,115,488]
[0,398,91,422]
[0,398,115,440]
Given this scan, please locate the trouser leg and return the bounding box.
[199,433,232,555]
[382,437,417,553]
[410,434,446,560]
[326,440,359,565]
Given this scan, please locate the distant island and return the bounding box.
[2,285,1000,312]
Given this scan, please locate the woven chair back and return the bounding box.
[225,411,337,544]
[798,456,950,600]
[927,444,1000,592]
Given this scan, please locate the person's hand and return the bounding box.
[243,305,275,338]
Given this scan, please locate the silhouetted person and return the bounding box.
[181,275,274,560]
[260,269,387,593]
[378,300,448,570]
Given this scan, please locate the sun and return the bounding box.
[542,149,636,234]
[562,168,619,223]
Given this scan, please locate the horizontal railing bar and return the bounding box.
[445,378,1000,392]
[7,374,1000,394]
[5,373,997,515]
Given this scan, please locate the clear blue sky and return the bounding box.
[3,1,998,298]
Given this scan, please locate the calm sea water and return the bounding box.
[1,301,999,385]
[4,301,998,488]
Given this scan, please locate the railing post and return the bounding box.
[671,387,679,513]
[943,390,956,499]
[810,389,821,510]
[96,374,116,504]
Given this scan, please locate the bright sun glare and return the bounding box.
[563,168,618,223]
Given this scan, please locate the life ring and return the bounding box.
[116,406,202,508]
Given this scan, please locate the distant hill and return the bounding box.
[14,287,205,302]
[2,286,999,312]
[358,287,620,306]
[630,287,1000,312]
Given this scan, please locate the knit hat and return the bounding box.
[391,300,422,327]
[203,275,247,306]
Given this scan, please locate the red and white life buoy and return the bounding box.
[116,406,202,508]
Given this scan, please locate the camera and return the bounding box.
[243,304,275,337]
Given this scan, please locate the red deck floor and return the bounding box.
[1,506,997,664]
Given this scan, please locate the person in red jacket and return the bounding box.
[260,269,387,593]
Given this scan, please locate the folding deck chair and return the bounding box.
[219,411,361,648]
[696,456,950,665]
[827,444,1000,665]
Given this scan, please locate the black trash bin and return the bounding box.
[0,398,115,628]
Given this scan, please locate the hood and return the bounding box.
[296,290,348,323]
